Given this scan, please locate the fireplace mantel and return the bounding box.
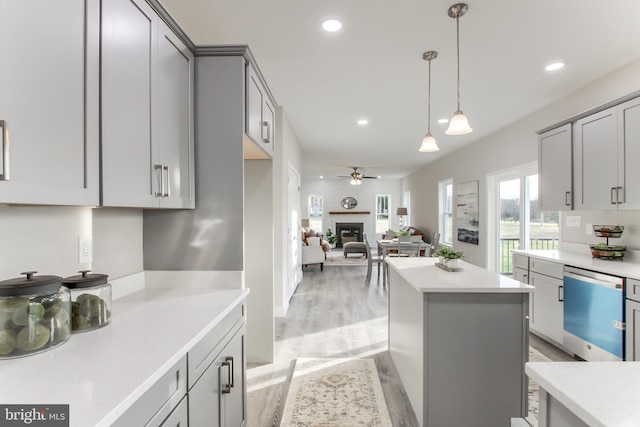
[328,211,371,215]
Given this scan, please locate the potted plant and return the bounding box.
[433,246,464,269]
[325,229,338,247]
[395,229,412,242]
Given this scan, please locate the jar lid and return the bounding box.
[62,270,109,289]
[0,271,63,297]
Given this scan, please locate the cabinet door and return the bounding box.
[539,124,572,210]
[101,0,158,207]
[262,95,276,155]
[223,328,246,427]
[157,22,195,208]
[0,0,99,206]
[618,97,640,210]
[189,355,222,427]
[530,272,564,344]
[513,267,528,284]
[246,66,264,146]
[626,299,640,361]
[573,107,618,210]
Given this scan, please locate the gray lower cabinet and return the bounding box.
[112,356,188,427]
[188,304,246,427]
[0,0,100,206]
[529,258,565,345]
[626,278,640,361]
[101,0,194,208]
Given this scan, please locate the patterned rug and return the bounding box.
[281,358,392,426]
[527,346,552,426]
[323,250,369,266]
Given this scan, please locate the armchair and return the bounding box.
[302,236,325,271]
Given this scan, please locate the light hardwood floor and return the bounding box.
[246,264,572,427]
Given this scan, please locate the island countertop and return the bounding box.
[0,286,249,427]
[386,257,534,293]
[526,361,640,427]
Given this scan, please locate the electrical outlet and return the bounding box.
[565,215,581,227]
[79,236,93,263]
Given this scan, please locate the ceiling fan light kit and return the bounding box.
[419,50,440,152]
[446,3,473,136]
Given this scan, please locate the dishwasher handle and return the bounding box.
[563,270,623,291]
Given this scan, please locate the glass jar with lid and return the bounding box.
[0,271,71,358]
[62,270,111,332]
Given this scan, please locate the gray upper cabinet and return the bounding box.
[539,124,572,211]
[246,65,275,157]
[618,97,640,210]
[101,0,194,208]
[573,97,640,211]
[573,106,618,210]
[0,0,100,206]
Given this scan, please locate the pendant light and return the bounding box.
[446,3,473,135]
[419,50,440,152]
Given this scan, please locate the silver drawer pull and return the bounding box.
[0,120,9,181]
[565,191,571,206]
[261,121,270,143]
[221,358,232,394]
[163,165,170,197]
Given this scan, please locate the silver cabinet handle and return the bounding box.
[611,187,617,205]
[558,285,564,302]
[261,121,270,143]
[154,164,164,197]
[221,358,232,394]
[163,165,170,197]
[0,120,9,181]
[565,191,571,206]
[617,186,624,205]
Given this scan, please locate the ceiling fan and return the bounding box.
[338,167,379,185]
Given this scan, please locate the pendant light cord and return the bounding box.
[427,58,432,134]
[455,15,461,112]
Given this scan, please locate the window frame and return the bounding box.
[375,194,390,234]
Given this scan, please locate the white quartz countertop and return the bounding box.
[0,286,249,427]
[526,361,640,427]
[514,249,640,280]
[386,257,533,293]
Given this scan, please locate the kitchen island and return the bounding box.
[387,257,534,427]
[526,361,640,426]
[0,282,248,427]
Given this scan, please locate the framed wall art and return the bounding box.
[457,180,479,245]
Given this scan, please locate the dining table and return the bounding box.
[377,239,429,285]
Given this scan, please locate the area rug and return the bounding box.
[281,358,392,426]
[324,250,369,266]
[527,347,552,426]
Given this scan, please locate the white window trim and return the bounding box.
[438,178,453,246]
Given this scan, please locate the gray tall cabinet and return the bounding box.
[0,0,100,206]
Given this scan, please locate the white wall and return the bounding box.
[273,108,302,317]
[0,205,143,282]
[404,58,640,268]
[301,177,403,242]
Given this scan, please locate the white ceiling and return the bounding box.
[160,0,640,180]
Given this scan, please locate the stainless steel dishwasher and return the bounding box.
[563,266,625,361]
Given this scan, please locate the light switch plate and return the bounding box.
[565,215,581,227]
[586,223,593,235]
[79,235,93,263]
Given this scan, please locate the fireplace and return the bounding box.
[335,222,364,248]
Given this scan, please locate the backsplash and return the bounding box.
[561,210,638,250]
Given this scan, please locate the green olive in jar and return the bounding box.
[0,330,16,355]
[16,324,50,352]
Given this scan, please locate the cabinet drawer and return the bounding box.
[628,278,640,302]
[189,304,244,388]
[113,355,187,427]
[513,267,529,284]
[513,254,529,270]
[530,258,564,279]
[159,395,188,427]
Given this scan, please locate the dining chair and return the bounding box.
[364,234,383,283]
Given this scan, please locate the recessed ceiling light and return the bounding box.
[320,176,324,179]
[545,61,565,72]
[438,118,449,124]
[322,19,342,32]
[357,119,368,125]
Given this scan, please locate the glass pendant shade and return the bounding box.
[419,134,439,152]
[445,110,473,135]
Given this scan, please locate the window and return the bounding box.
[375,194,390,233]
[438,179,453,245]
[487,162,559,275]
[307,195,323,231]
